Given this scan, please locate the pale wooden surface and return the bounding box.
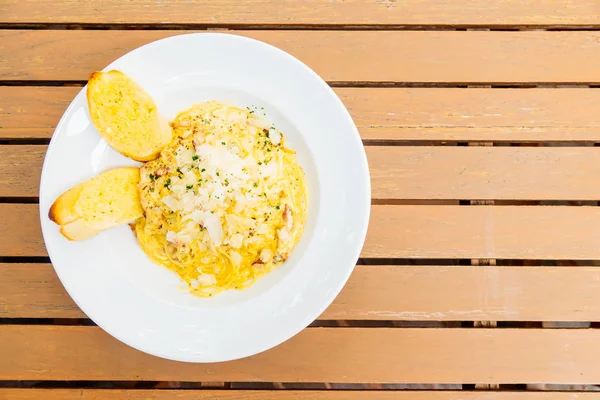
[5,31,600,83]
[3,389,598,400]
[2,0,600,395]
[4,390,600,400]
[4,326,600,384]
[6,204,600,259]
[4,264,600,321]
[3,0,600,25]
[6,87,600,142]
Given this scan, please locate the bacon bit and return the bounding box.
[192,138,202,151]
[283,205,293,231]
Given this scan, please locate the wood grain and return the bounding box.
[365,205,600,260]
[369,147,600,201]
[0,146,45,197]
[2,389,598,400]
[9,145,600,199]
[0,87,80,139]
[3,325,600,383]
[5,87,600,142]
[4,30,600,83]
[4,264,600,321]
[9,204,600,259]
[0,205,44,257]
[2,0,599,25]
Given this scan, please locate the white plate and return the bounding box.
[39,33,370,362]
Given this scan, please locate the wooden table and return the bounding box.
[2,1,600,398]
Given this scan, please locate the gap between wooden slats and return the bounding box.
[3,263,600,321]
[4,31,600,82]
[4,145,600,200]
[2,0,600,25]
[8,204,600,259]
[3,326,600,383]
[5,87,600,143]
[1,389,599,400]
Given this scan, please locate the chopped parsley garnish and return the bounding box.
[176,168,183,176]
[216,172,220,177]
[221,141,226,146]
[258,162,262,165]
[149,173,156,181]
[186,185,193,190]
[164,178,171,188]
[267,148,271,152]
[224,178,229,185]
[149,187,155,192]
[201,168,206,172]
[253,182,258,187]
[275,205,280,210]
[192,155,199,161]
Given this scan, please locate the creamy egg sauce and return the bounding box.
[135,101,308,297]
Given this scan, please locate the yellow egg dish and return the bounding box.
[135,101,308,297]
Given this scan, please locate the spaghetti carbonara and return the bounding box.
[135,101,308,297]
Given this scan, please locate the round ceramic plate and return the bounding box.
[39,33,370,362]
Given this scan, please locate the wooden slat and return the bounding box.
[3,325,600,383]
[6,145,600,200]
[340,88,600,143]
[364,205,600,260]
[4,31,600,83]
[0,204,44,257]
[2,0,599,25]
[2,389,599,400]
[0,87,79,139]
[0,146,44,197]
[5,87,600,142]
[369,147,600,201]
[7,204,600,259]
[4,264,600,321]
[326,266,600,321]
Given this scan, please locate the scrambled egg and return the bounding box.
[135,101,308,297]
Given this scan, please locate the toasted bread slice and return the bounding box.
[49,167,144,241]
[87,70,172,161]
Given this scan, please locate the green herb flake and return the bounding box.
[221,141,226,146]
[192,155,199,161]
[149,173,156,181]
[149,187,155,192]
[186,185,193,190]
[164,178,172,188]
[253,182,258,188]
[275,205,280,210]
[201,168,206,172]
